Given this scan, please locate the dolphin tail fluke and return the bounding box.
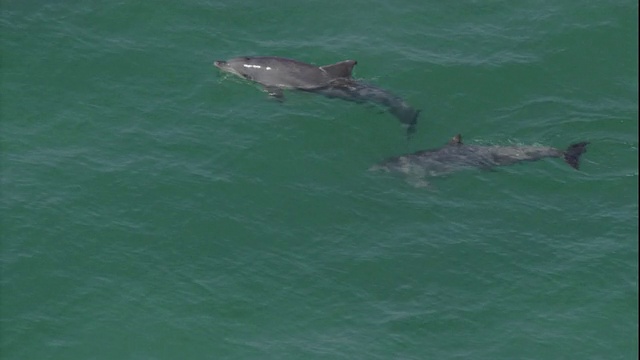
[406,122,417,139]
[400,109,420,139]
[410,110,422,138]
[563,142,589,170]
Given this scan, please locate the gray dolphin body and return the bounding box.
[214,56,419,135]
[371,134,589,186]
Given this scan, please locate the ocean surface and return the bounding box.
[1,1,638,359]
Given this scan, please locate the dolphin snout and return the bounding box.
[213,60,226,68]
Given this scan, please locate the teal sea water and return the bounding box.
[1,1,638,359]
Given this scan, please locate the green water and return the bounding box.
[1,1,638,359]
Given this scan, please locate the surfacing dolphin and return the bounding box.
[213,56,420,136]
[370,134,589,187]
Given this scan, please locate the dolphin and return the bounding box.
[370,134,589,187]
[213,56,419,135]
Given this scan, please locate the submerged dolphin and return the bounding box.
[371,134,589,187]
[213,56,420,135]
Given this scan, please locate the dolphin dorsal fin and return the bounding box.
[320,60,357,79]
[448,134,463,145]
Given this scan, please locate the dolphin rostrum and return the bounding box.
[214,56,420,135]
[370,134,589,187]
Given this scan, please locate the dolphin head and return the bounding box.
[214,58,248,78]
[213,56,279,83]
